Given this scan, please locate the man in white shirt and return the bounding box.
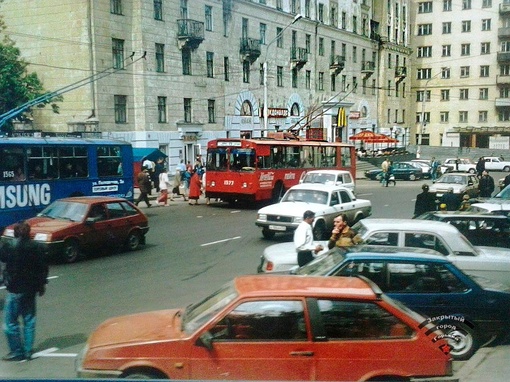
[294,210,324,267]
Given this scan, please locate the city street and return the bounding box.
[0,177,508,380]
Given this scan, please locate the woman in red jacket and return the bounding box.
[188,170,202,205]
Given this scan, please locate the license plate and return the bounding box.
[269,225,286,231]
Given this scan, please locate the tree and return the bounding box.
[0,12,61,132]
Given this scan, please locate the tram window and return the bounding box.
[0,147,25,182]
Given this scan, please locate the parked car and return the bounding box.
[1,196,149,263]
[76,275,453,381]
[471,183,510,213]
[416,211,510,248]
[483,156,510,172]
[364,161,422,181]
[255,184,371,239]
[428,172,479,199]
[296,245,510,360]
[441,158,477,174]
[410,160,432,178]
[258,219,510,287]
[298,169,355,193]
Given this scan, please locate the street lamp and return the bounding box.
[263,14,303,135]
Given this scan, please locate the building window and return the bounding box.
[243,60,250,83]
[114,95,127,123]
[481,42,490,55]
[154,0,163,20]
[318,3,324,23]
[352,16,357,33]
[418,46,432,58]
[260,23,266,44]
[482,0,492,8]
[442,45,451,57]
[416,90,431,102]
[112,38,125,69]
[501,87,510,98]
[461,44,471,56]
[277,66,283,87]
[341,12,346,29]
[305,34,311,53]
[353,46,357,63]
[443,0,452,11]
[205,5,212,31]
[418,24,432,36]
[480,65,490,77]
[276,27,283,48]
[441,89,450,101]
[416,112,430,123]
[459,111,468,123]
[387,80,392,96]
[291,0,298,14]
[180,0,188,18]
[292,68,298,88]
[479,111,488,122]
[318,72,324,90]
[462,21,471,33]
[440,111,449,122]
[306,70,311,89]
[182,48,191,75]
[208,99,215,123]
[460,66,470,77]
[184,98,192,123]
[276,0,282,11]
[157,96,167,123]
[502,65,510,76]
[481,19,491,31]
[499,110,510,121]
[331,5,337,26]
[155,43,165,72]
[442,22,451,34]
[331,74,336,91]
[318,38,324,56]
[462,0,471,10]
[111,0,122,15]
[460,89,469,100]
[417,68,432,79]
[353,77,358,92]
[442,67,451,79]
[259,64,264,86]
[206,52,214,78]
[305,0,311,18]
[241,101,252,116]
[418,2,433,13]
[479,88,488,99]
[224,57,229,81]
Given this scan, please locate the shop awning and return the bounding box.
[132,148,167,162]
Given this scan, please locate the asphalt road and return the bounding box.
[0,176,508,379]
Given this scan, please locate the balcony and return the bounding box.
[498,27,510,38]
[330,55,345,74]
[496,98,510,107]
[497,52,510,62]
[361,61,375,78]
[497,75,510,85]
[240,38,261,63]
[395,66,407,84]
[500,2,510,14]
[290,47,309,69]
[177,19,204,50]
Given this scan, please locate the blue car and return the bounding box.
[365,161,422,181]
[295,245,510,361]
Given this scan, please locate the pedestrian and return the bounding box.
[153,158,165,193]
[135,167,152,208]
[294,210,324,267]
[503,172,510,190]
[0,221,48,361]
[157,167,171,206]
[430,157,440,181]
[384,160,395,187]
[476,157,485,177]
[188,170,202,205]
[380,157,389,185]
[458,194,472,211]
[171,167,183,201]
[413,184,437,218]
[440,187,459,211]
[194,155,204,176]
[478,170,495,198]
[327,214,363,249]
[180,166,192,201]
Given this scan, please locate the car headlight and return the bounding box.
[258,214,267,221]
[294,217,303,223]
[34,233,51,242]
[3,228,15,238]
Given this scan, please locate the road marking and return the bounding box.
[201,236,241,247]
[231,210,241,214]
[0,275,58,290]
[33,347,77,358]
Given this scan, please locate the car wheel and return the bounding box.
[445,322,478,361]
[61,239,81,263]
[409,174,416,181]
[122,370,165,379]
[504,166,510,172]
[262,228,275,239]
[126,231,141,251]
[312,220,327,240]
[468,168,476,174]
[271,182,284,204]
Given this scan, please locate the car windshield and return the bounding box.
[37,200,88,222]
[469,274,510,292]
[295,247,348,275]
[282,189,329,204]
[436,175,466,185]
[302,173,337,184]
[495,185,510,199]
[182,281,238,334]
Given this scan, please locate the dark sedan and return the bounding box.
[295,245,510,361]
[365,161,422,181]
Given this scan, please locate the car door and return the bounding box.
[189,299,314,381]
[104,201,131,245]
[80,203,110,251]
[334,190,357,223]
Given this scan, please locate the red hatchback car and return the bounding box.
[1,196,149,263]
[76,275,452,381]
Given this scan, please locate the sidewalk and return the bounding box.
[455,346,510,382]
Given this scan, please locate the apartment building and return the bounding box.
[411,0,510,149]
[1,0,411,166]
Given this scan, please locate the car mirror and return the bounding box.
[196,331,214,350]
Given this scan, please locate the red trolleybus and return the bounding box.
[205,136,356,204]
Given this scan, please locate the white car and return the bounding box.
[299,169,355,193]
[255,183,372,240]
[258,219,510,287]
[483,156,510,172]
[410,160,431,178]
[428,172,479,198]
[440,158,477,174]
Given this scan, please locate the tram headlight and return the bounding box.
[210,181,216,187]
[242,182,248,188]
[258,214,267,222]
[34,233,51,242]
[3,228,14,238]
